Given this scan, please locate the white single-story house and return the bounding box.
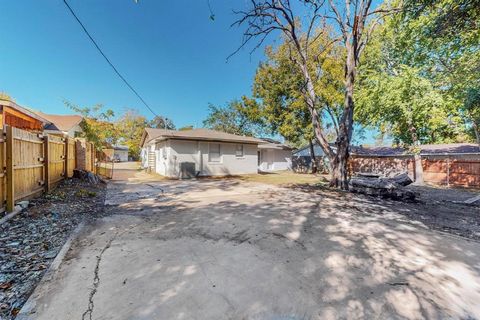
[140,128,265,178]
[103,145,129,162]
[258,138,293,172]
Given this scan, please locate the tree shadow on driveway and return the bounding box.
[28,179,480,320]
[93,180,480,319]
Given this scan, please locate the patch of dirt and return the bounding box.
[0,178,108,319]
[406,184,479,203]
[290,184,480,241]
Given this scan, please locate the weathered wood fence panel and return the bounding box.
[0,125,100,214]
[0,130,5,213]
[423,157,480,187]
[95,150,114,179]
[350,154,480,187]
[12,127,45,202]
[66,138,76,178]
[47,134,66,186]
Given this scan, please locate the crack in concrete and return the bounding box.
[81,233,118,320]
[80,220,148,320]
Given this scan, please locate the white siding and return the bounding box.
[162,139,257,178]
[66,123,83,138]
[114,150,129,162]
[259,149,292,171]
[154,141,170,176]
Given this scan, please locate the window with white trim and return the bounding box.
[209,143,221,162]
[235,144,244,158]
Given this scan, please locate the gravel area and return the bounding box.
[0,178,107,320]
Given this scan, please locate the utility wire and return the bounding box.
[62,0,159,117]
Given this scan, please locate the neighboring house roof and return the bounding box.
[141,128,265,146]
[258,138,294,150]
[0,99,51,124]
[294,142,480,157]
[293,144,326,157]
[351,143,480,156]
[37,112,84,132]
[103,145,129,151]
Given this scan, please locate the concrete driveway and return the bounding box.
[23,163,480,319]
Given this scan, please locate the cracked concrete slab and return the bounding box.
[23,162,480,319]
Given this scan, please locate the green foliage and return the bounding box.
[64,100,117,149]
[0,92,13,101]
[203,98,264,136]
[356,2,478,145]
[149,115,175,130]
[178,125,194,131]
[248,32,344,147]
[115,109,148,159]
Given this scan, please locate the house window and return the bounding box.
[209,143,221,162]
[235,144,244,158]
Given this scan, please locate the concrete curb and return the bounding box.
[16,222,86,320]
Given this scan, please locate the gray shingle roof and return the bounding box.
[351,143,480,156]
[143,128,264,145]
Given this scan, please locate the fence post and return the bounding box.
[6,125,14,212]
[65,136,69,178]
[91,143,95,174]
[44,134,50,192]
[446,157,450,187]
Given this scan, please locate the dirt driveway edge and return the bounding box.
[16,222,86,320]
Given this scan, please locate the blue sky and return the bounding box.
[0,0,380,144]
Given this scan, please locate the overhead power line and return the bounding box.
[62,0,159,117]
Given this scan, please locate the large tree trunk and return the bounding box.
[414,154,424,185]
[329,43,356,190]
[472,121,480,149]
[330,150,349,189]
[309,139,318,174]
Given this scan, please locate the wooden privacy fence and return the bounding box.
[422,156,480,187]
[95,150,114,179]
[350,154,480,187]
[0,125,101,213]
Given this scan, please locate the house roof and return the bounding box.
[37,112,84,132]
[258,138,293,150]
[0,99,51,124]
[141,128,264,146]
[293,142,480,157]
[351,143,480,156]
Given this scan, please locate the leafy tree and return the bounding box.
[115,109,148,159]
[357,64,461,145]
[203,99,264,136]
[232,0,398,189]
[0,92,13,101]
[64,100,117,149]
[356,0,478,146]
[178,125,194,131]
[463,88,480,146]
[149,115,176,130]
[251,39,343,148]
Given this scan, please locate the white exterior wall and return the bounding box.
[114,150,129,162]
[159,139,258,178]
[141,143,156,169]
[259,149,292,171]
[66,123,83,138]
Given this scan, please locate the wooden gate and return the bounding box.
[46,134,66,188]
[8,126,45,207]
